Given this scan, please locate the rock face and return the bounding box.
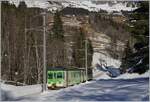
[46,13,127,69]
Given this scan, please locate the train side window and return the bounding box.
[57,72,62,78]
[48,72,53,79]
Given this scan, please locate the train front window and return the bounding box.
[57,72,63,78]
[48,73,53,79]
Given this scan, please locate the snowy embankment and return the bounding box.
[0,83,42,101]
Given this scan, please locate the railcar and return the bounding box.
[47,66,87,88]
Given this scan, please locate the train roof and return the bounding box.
[47,66,85,71]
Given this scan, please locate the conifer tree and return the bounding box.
[121,1,149,74]
[52,10,64,40]
[18,1,27,9]
[120,41,133,72]
[73,28,85,67]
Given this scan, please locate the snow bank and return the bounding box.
[0,83,42,101]
[115,70,150,79]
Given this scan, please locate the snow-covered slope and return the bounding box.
[8,0,137,13]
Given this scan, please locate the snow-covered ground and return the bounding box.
[0,83,42,101]
[2,77,148,101]
[1,68,149,101]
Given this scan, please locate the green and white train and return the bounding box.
[47,66,92,88]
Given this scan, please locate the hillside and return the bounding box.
[1,1,133,82]
[1,0,149,83]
